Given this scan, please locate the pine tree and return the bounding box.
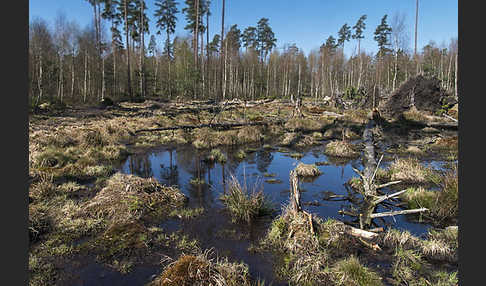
[374,15,392,57]
[337,23,351,49]
[154,0,178,60]
[242,26,257,51]
[256,18,276,63]
[352,15,367,55]
[155,0,179,99]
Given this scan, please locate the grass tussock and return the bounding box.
[192,127,217,149]
[262,206,359,285]
[295,163,322,177]
[343,109,369,124]
[235,149,247,160]
[82,173,187,224]
[280,132,301,146]
[206,149,227,164]
[220,174,274,223]
[285,117,328,132]
[388,157,434,184]
[381,227,458,264]
[150,251,252,286]
[324,140,360,158]
[169,207,205,219]
[237,126,263,144]
[381,228,421,250]
[400,166,457,223]
[421,227,458,262]
[331,256,383,286]
[402,108,429,123]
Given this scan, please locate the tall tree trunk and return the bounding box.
[113,46,117,98]
[223,38,228,100]
[71,50,75,99]
[84,50,88,102]
[140,0,145,97]
[124,0,133,99]
[102,55,105,100]
[414,0,419,56]
[220,0,225,100]
[206,11,210,99]
[154,55,158,96]
[38,54,43,103]
[454,52,458,100]
[195,0,200,68]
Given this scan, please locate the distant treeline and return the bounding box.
[28,0,458,107]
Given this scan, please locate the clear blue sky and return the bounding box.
[29,0,457,57]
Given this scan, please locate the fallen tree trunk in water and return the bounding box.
[135,119,285,133]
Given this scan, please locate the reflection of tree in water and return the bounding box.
[159,149,179,186]
[256,150,273,173]
[128,153,153,178]
[186,179,215,208]
[176,147,208,180]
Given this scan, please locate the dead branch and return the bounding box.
[442,113,458,122]
[376,181,402,189]
[372,189,409,205]
[370,208,428,218]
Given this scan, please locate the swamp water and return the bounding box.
[100,142,447,285]
[58,141,453,285]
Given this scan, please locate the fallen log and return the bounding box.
[343,224,379,240]
[135,120,285,133]
[370,208,428,218]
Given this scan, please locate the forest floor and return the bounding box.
[28,98,458,285]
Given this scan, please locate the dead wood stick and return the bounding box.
[370,208,428,218]
[368,227,384,233]
[343,224,379,240]
[302,210,315,235]
[351,167,366,180]
[358,237,382,251]
[376,181,402,189]
[443,114,458,122]
[370,154,384,184]
[372,189,409,205]
[338,210,360,217]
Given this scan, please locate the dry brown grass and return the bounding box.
[285,117,329,132]
[236,126,263,143]
[280,132,300,146]
[295,163,322,177]
[402,108,429,123]
[388,157,433,183]
[82,173,187,224]
[150,251,251,286]
[330,256,383,286]
[324,140,360,158]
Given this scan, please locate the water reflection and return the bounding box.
[120,144,445,236]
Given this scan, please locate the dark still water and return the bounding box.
[120,143,441,236]
[115,143,450,284]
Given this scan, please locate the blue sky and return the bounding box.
[29,0,457,57]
